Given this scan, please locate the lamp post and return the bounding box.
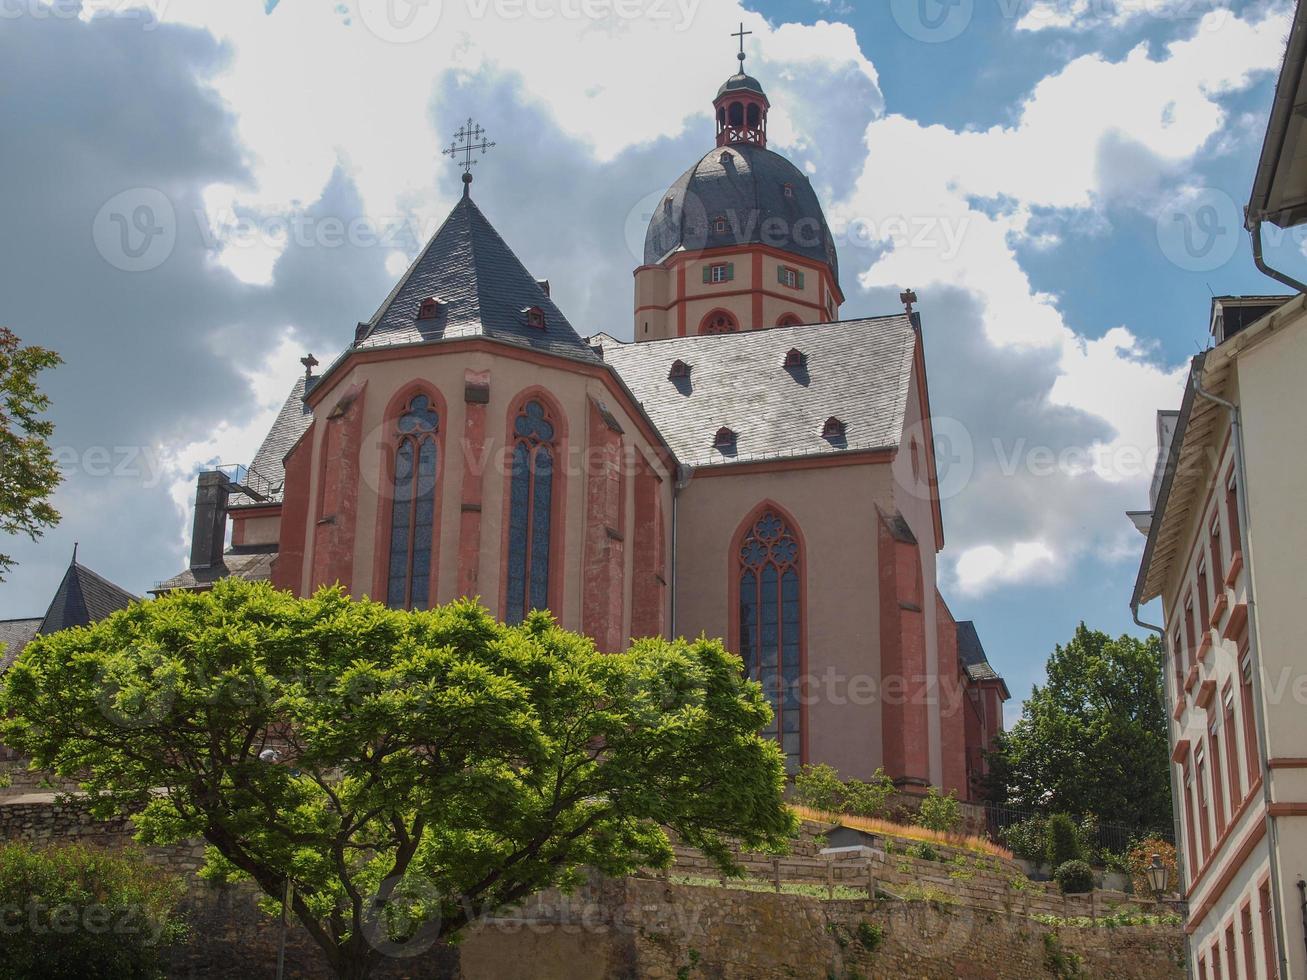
[259,748,292,980]
[1146,853,1169,906]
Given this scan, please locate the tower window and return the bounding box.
[417,296,442,320]
[713,215,728,234]
[784,348,806,369]
[386,393,441,610]
[705,262,735,284]
[523,306,546,330]
[777,313,803,327]
[782,183,794,199]
[699,310,739,335]
[822,417,845,440]
[505,398,559,624]
[714,426,737,450]
[777,265,805,290]
[664,197,673,215]
[668,359,691,380]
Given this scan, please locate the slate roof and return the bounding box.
[354,194,599,363]
[643,143,839,285]
[39,562,137,635]
[238,376,313,506]
[717,71,767,99]
[152,548,277,595]
[0,619,41,673]
[602,315,917,469]
[956,620,1006,693]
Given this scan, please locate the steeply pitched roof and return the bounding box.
[354,194,599,363]
[38,561,138,635]
[240,376,313,505]
[956,620,1008,698]
[602,316,917,468]
[0,618,41,673]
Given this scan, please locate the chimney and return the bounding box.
[190,471,232,571]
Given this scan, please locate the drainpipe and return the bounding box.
[1131,602,1192,979]
[670,463,694,637]
[1299,879,1307,968]
[1190,371,1292,980]
[1250,219,1307,295]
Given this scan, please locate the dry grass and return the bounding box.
[790,805,1014,860]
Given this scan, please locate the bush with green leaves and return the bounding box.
[914,787,962,833]
[1045,813,1083,869]
[1053,859,1095,895]
[0,841,186,980]
[999,815,1048,863]
[0,580,796,980]
[842,769,895,819]
[794,763,844,813]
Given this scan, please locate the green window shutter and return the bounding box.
[797,270,806,290]
[725,262,734,281]
[703,265,711,284]
[777,265,785,285]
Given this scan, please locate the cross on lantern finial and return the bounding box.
[442,118,496,196]
[732,21,751,68]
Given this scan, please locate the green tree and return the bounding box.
[981,624,1171,833]
[1045,813,1082,869]
[0,328,62,581]
[0,580,797,980]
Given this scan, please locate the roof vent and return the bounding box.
[668,359,691,380]
[417,296,442,320]
[523,305,546,330]
[822,417,846,440]
[713,426,737,450]
[784,348,806,369]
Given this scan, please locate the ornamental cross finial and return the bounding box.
[442,118,495,194]
[732,21,751,67]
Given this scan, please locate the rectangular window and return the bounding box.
[1198,559,1211,634]
[1185,594,1197,673]
[1196,747,1212,861]
[777,265,805,290]
[1210,725,1227,837]
[1210,514,1223,590]
[1198,953,1209,980]
[1260,880,1278,979]
[1241,652,1261,785]
[1211,940,1223,980]
[1226,471,1242,559]
[1226,923,1238,980]
[1223,684,1241,807]
[1183,759,1200,879]
[1242,902,1256,980]
[1173,630,1185,703]
[704,262,734,284]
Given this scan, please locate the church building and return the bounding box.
[159,52,1008,797]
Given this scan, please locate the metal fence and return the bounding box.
[982,802,1172,858]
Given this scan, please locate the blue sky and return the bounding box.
[0,0,1297,723]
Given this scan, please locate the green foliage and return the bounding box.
[794,764,844,812]
[913,787,961,833]
[904,842,939,863]
[1126,838,1177,897]
[842,771,895,819]
[1046,814,1083,869]
[0,841,186,979]
[1042,932,1087,978]
[0,328,62,582]
[999,815,1047,863]
[0,580,796,979]
[1053,860,1095,895]
[855,921,883,952]
[981,626,1171,833]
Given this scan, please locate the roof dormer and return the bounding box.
[417,296,443,320]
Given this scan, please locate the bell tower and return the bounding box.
[715,23,769,149]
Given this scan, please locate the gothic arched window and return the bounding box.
[505,397,559,623]
[386,393,440,610]
[738,508,803,772]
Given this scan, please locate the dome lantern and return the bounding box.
[715,23,769,149]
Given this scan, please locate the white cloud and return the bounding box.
[1014,0,1237,33]
[953,541,1057,596]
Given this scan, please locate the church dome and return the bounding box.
[642,143,839,285]
[716,71,766,99]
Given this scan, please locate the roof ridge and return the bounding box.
[598,313,910,349]
[362,196,471,333]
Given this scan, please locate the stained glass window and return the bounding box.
[386,393,439,610]
[506,398,558,624]
[739,510,802,773]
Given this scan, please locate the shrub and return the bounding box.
[794,763,844,813]
[1075,814,1101,866]
[856,921,884,951]
[999,815,1047,864]
[1126,838,1177,898]
[1054,859,1095,895]
[914,787,962,833]
[1045,813,1083,869]
[0,841,186,980]
[843,769,895,818]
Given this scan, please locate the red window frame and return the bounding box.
[1226,923,1238,980]
[1196,747,1212,861]
[1183,758,1200,878]
[1198,558,1211,635]
[1209,514,1223,590]
[1222,683,1241,807]
[1260,879,1278,979]
[1226,470,1242,558]
[1241,901,1256,980]
[1185,593,1197,673]
[1240,650,1261,785]
[1209,723,1227,838]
